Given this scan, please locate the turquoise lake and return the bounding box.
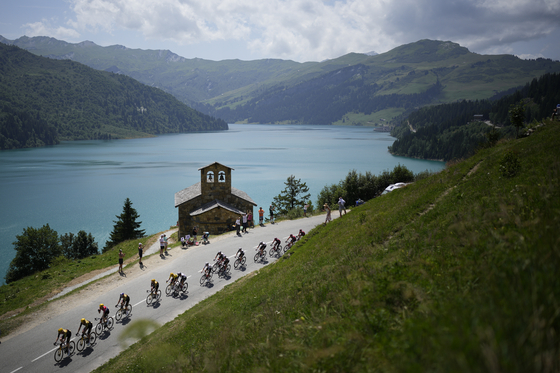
[0,124,445,284]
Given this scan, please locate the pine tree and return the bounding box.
[272,175,311,215]
[104,198,145,252]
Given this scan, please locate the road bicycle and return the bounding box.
[234,255,246,269]
[269,242,283,257]
[200,270,213,286]
[284,239,295,253]
[254,247,267,263]
[54,338,75,362]
[114,303,132,321]
[76,331,97,352]
[217,263,231,277]
[146,289,162,305]
[94,316,114,334]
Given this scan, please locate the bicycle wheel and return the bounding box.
[200,274,206,285]
[126,304,132,316]
[181,282,188,293]
[254,253,260,262]
[269,247,276,256]
[165,284,172,296]
[156,290,162,301]
[54,348,63,362]
[212,262,219,273]
[68,341,75,355]
[146,294,153,305]
[115,309,123,322]
[234,259,240,269]
[88,332,97,345]
[277,245,282,253]
[106,317,114,330]
[241,257,246,266]
[77,338,85,352]
[95,322,103,335]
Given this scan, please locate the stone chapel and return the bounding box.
[174,162,256,237]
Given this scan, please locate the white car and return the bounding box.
[382,182,408,194]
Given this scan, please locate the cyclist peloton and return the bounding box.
[98,303,110,325]
[54,328,72,352]
[257,241,267,254]
[214,251,225,265]
[116,293,130,310]
[77,318,93,339]
[287,234,297,247]
[297,229,306,240]
[236,248,245,260]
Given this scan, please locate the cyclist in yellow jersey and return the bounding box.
[54,328,72,351]
[77,318,93,339]
[166,272,178,286]
[151,279,159,294]
[116,293,130,309]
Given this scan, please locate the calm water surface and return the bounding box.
[0,124,445,283]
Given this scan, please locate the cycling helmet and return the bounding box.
[99,303,104,308]
[58,328,64,333]
[170,272,174,277]
[81,318,85,324]
[151,279,155,283]
[206,262,209,265]
[120,293,124,297]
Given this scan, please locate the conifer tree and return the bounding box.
[272,175,311,215]
[104,198,145,252]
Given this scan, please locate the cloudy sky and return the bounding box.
[1,0,559,62]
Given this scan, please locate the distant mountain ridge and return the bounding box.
[3,36,560,126]
[0,43,228,149]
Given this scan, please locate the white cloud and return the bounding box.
[23,20,80,40]
[66,0,560,61]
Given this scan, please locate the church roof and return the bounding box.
[174,182,257,207]
[198,162,234,171]
[190,199,245,216]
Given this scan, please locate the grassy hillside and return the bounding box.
[95,120,560,371]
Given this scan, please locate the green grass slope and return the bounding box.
[97,122,559,371]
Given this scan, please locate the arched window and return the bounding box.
[218,171,226,183]
[207,171,214,183]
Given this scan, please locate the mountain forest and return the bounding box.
[388,72,560,160]
[4,36,560,128]
[0,43,228,150]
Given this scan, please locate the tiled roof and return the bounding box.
[232,187,257,206]
[174,182,201,207]
[190,199,245,216]
[198,162,234,171]
[174,183,257,207]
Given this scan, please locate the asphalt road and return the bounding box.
[1,212,336,373]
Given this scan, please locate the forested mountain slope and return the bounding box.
[4,36,560,126]
[0,43,227,149]
[389,72,560,160]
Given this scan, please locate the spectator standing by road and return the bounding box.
[192,226,198,243]
[138,243,144,266]
[324,203,332,224]
[242,213,248,233]
[163,234,168,255]
[259,207,265,226]
[338,197,347,217]
[159,234,165,257]
[118,249,125,273]
[248,211,254,228]
[304,203,308,217]
[235,217,241,236]
[269,205,275,224]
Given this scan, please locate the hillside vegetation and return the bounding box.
[95,121,560,371]
[389,72,560,160]
[0,43,227,149]
[5,36,560,126]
